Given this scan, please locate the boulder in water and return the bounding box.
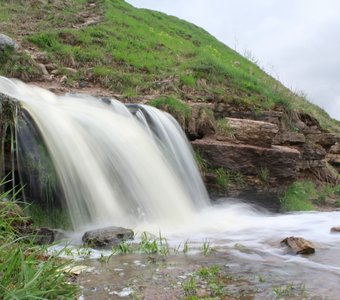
[280,236,315,255]
[330,226,340,233]
[82,226,134,249]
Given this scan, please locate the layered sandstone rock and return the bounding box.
[192,139,300,179]
[219,118,279,148]
[183,102,339,206]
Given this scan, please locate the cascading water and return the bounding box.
[0,77,209,230]
[2,77,340,297]
[127,104,209,209]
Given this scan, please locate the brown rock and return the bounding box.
[329,142,340,154]
[330,226,340,233]
[187,104,215,139]
[45,63,57,71]
[192,139,300,178]
[82,226,134,249]
[60,75,67,84]
[64,67,78,74]
[0,201,25,219]
[303,141,327,160]
[274,132,305,145]
[280,236,315,255]
[224,117,279,148]
[307,133,340,149]
[214,104,283,125]
[326,154,340,165]
[37,63,49,76]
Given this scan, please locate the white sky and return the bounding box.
[126,0,340,121]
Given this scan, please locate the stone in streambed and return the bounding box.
[82,226,134,249]
[330,226,340,233]
[280,236,315,255]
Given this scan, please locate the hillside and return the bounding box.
[0,0,339,131]
[0,0,339,209]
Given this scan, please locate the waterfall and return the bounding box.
[0,77,209,230]
[127,104,209,209]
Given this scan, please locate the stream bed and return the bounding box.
[66,201,340,299]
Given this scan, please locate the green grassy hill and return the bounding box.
[1,0,339,131]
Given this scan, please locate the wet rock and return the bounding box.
[330,226,340,233]
[0,33,17,51]
[78,81,88,88]
[34,227,66,245]
[82,226,134,249]
[62,265,95,275]
[280,236,315,255]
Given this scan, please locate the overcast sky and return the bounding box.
[127,0,340,121]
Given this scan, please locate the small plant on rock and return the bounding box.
[259,167,269,185]
[216,118,234,137]
[215,168,230,189]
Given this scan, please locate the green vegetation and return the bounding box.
[215,168,231,189]
[182,276,197,297]
[0,47,41,80]
[28,203,72,230]
[0,0,338,132]
[272,283,306,298]
[194,150,207,172]
[182,265,224,299]
[280,181,316,212]
[139,232,166,254]
[280,180,340,211]
[202,240,215,256]
[0,186,78,299]
[112,240,133,255]
[314,183,340,206]
[213,168,246,190]
[183,239,190,254]
[259,167,269,185]
[149,96,192,122]
[216,118,234,137]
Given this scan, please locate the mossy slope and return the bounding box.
[0,0,339,131]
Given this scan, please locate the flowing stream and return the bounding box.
[1,77,340,298]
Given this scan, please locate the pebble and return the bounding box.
[116,287,134,297]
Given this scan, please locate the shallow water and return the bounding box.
[65,201,340,299]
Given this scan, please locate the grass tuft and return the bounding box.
[280,181,316,212]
